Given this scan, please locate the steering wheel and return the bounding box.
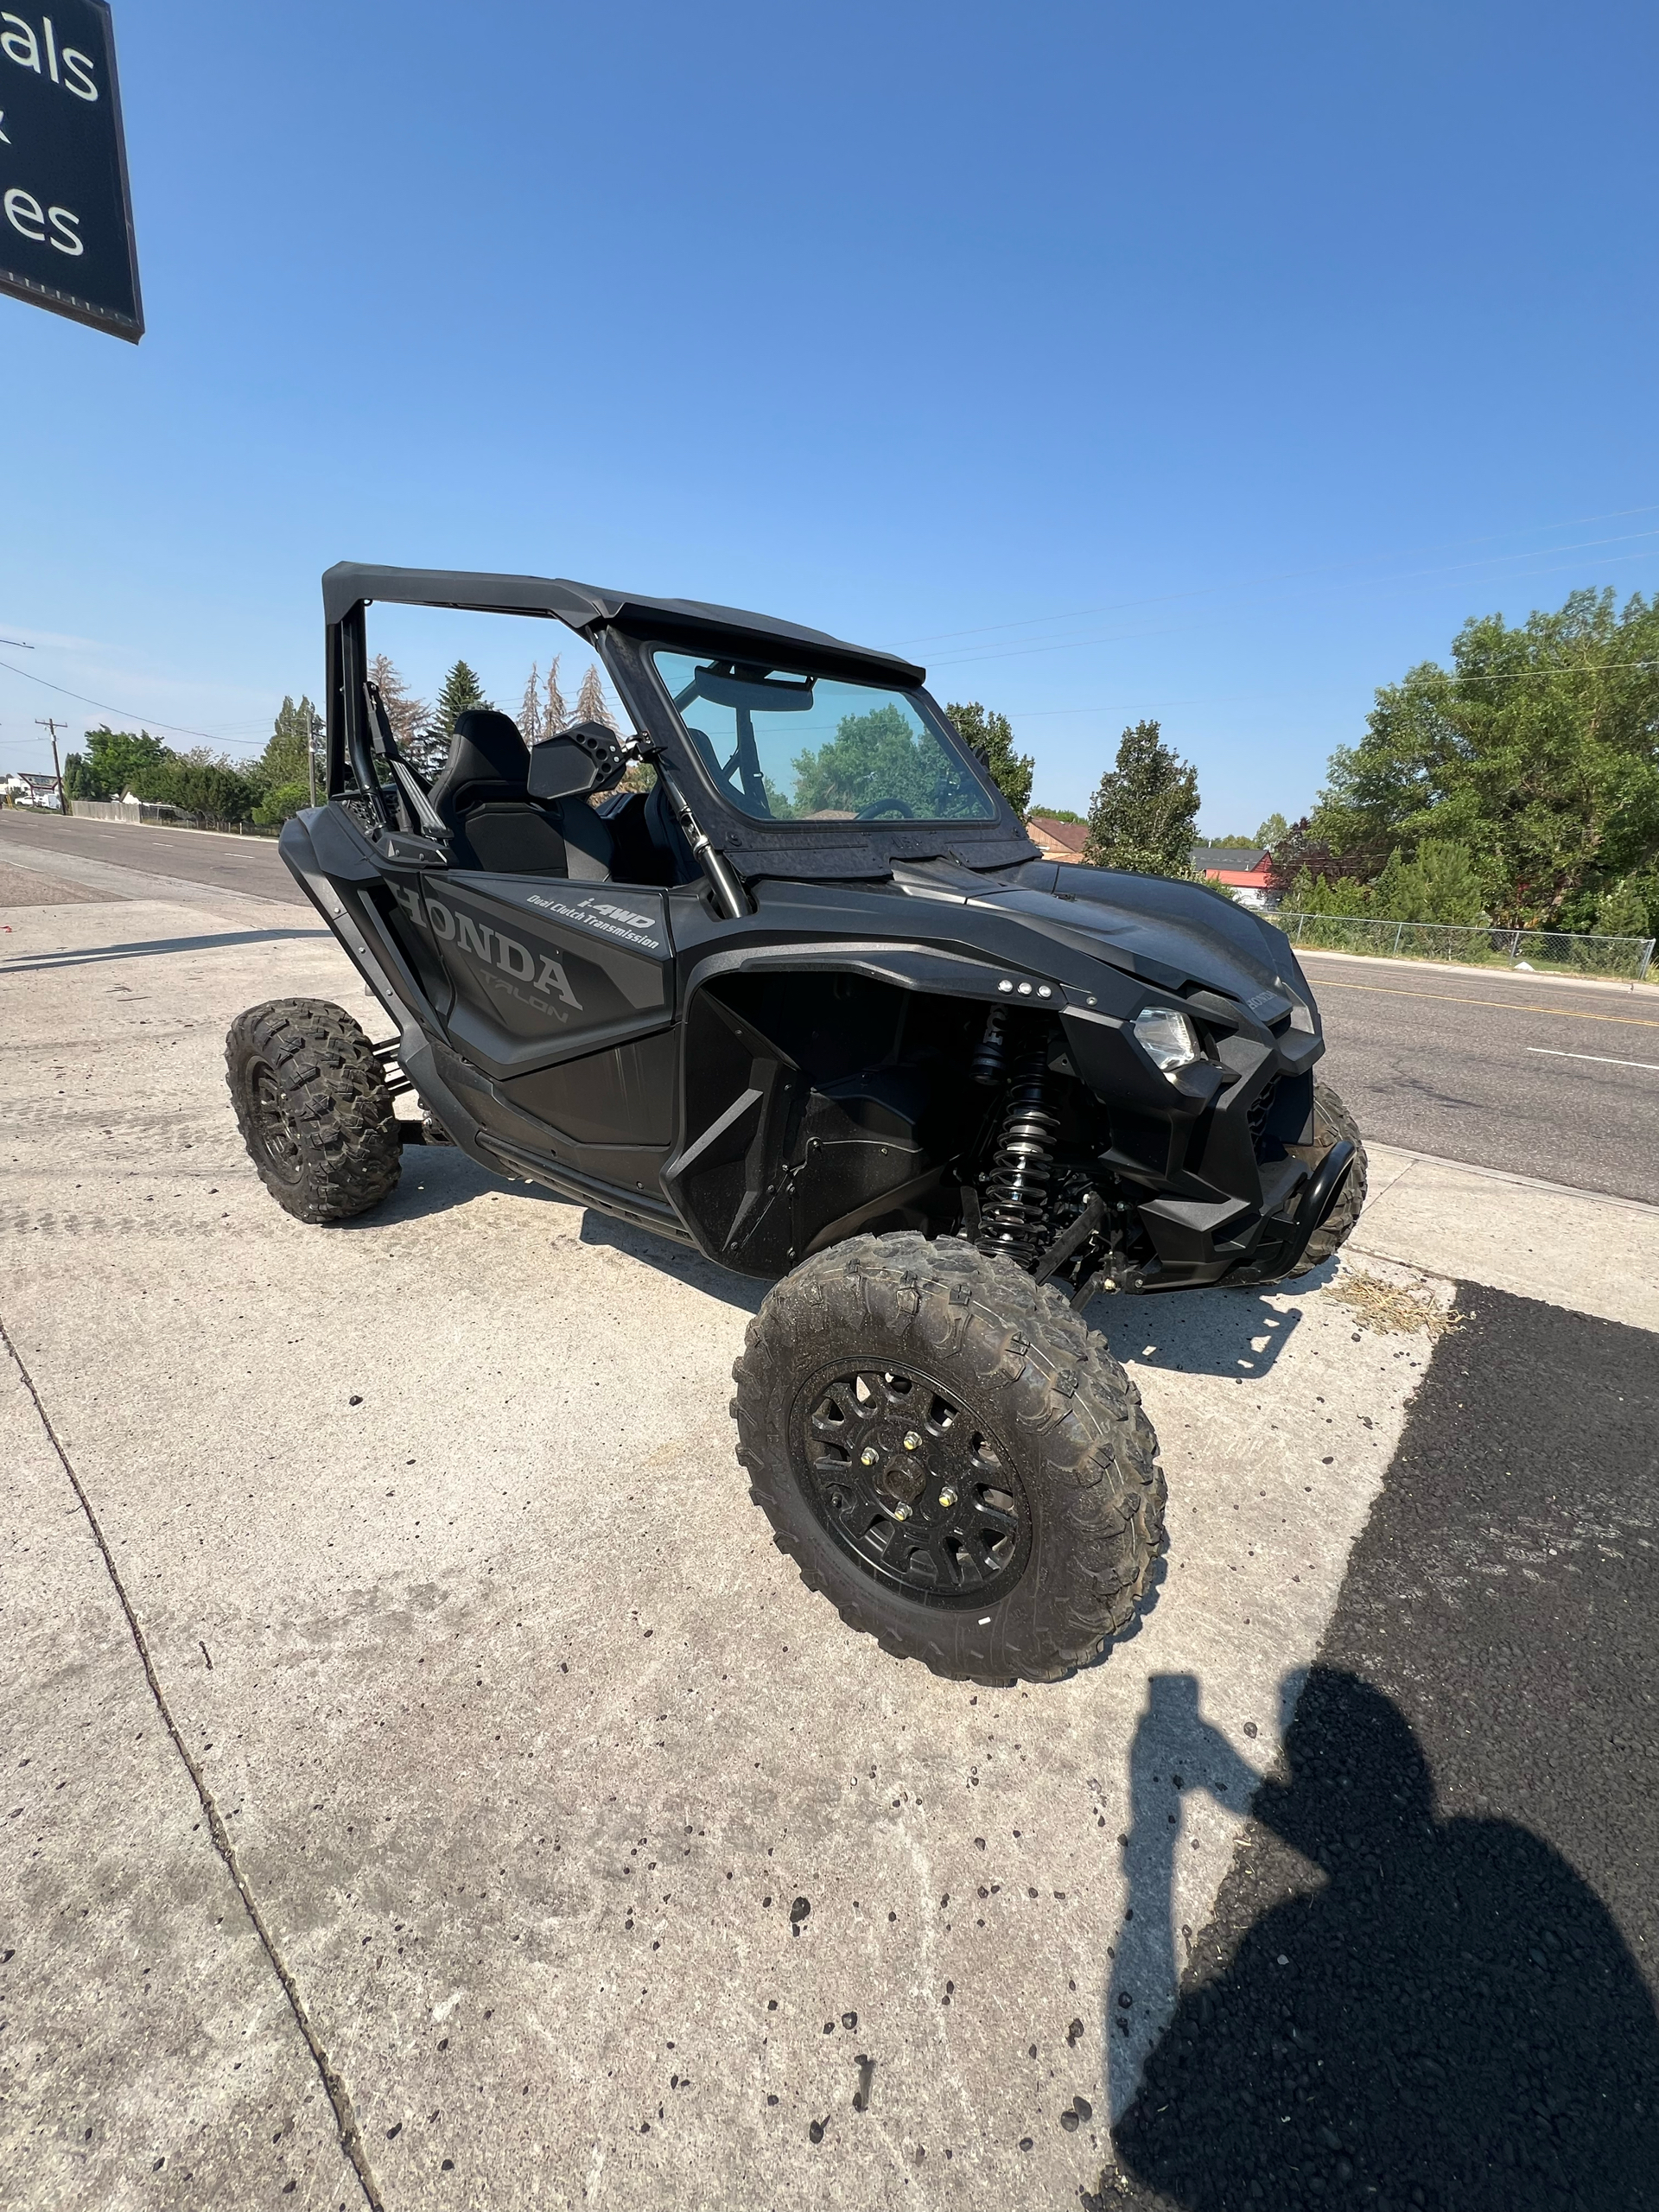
[855,798,915,820]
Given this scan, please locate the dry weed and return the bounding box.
[1326,1269,1459,1338]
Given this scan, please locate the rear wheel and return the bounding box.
[1287,1079,1368,1274]
[732,1232,1166,1684]
[225,998,402,1223]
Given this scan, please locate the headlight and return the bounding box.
[1133,1004,1202,1077]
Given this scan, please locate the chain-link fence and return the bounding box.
[1280,912,1656,982]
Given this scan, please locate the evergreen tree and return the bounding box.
[368,656,429,749]
[946,700,1034,816]
[518,664,544,745]
[256,696,322,795]
[435,660,493,736]
[575,662,617,731]
[1084,721,1200,878]
[545,656,569,734]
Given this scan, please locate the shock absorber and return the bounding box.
[976,1047,1060,1266]
[970,1007,1009,1085]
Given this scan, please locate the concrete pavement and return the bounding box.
[3,873,1655,2212]
[0,887,1454,2209]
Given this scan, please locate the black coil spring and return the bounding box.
[976,1049,1060,1264]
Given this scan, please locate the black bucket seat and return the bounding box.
[427,709,613,879]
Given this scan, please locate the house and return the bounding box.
[1192,844,1277,910]
[2,771,62,809]
[1027,813,1090,863]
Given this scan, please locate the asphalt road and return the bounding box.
[3,810,1654,1203]
[1302,953,1659,1207]
[1107,1282,1659,2212]
[0,805,307,906]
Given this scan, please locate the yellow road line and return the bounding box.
[1314,980,1659,1027]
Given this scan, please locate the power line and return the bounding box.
[888,501,1659,652]
[924,545,1659,677]
[0,657,270,751]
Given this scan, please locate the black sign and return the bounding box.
[0,3,140,340]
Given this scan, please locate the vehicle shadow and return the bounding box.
[347,1147,766,1316]
[1083,1261,1338,1382]
[577,1210,767,1314]
[1103,1665,1659,2210]
[341,1144,576,1228]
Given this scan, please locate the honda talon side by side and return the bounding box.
[226,563,1365,1684]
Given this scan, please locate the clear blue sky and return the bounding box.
[3,0,1657,830]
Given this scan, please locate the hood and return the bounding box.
[891,857,1307,1018]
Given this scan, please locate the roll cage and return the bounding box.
[321,562,1039,884]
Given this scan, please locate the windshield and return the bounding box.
[649,650,998,824]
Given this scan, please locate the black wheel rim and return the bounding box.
[794,1361,1032,1608]
[248,1059,304,1185]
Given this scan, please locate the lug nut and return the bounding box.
[903,1431,922,1451]
[860,1447,879,1466]
[938,1487,958,1509]
[892,1503,911,1522]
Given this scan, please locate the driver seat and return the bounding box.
[428,709,613,878]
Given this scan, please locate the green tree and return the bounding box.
[1084,720,1200,877]
[946,700,1034,816]
[793,704,940,817]
[254,696,321,797]
[252,781,310,827]
[1309,586,1659,926]
[136,753,257,822]
[1255,811,1289,848]
[62,727,167,800]
[1031,803,1085,823]
[1288,868,1370,918]
[435,660,493,736]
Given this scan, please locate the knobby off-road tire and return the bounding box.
[732,1231,1166,1685]
[225,998,402,1224]
[1288,1078,1369,1275]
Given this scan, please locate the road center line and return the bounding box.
[1313,980,1659,1027]
[1526,1046,1659,1072]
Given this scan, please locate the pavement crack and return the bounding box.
[1,1314,385,2212]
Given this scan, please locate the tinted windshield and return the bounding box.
[650,651,998,824]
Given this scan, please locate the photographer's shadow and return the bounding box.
[1109,1668,1659,2210]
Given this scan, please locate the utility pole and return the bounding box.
[35,717,70,816]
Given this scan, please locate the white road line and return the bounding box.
[1527,1046,1659,1072]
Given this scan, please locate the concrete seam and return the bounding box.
[0,1313,385,2212]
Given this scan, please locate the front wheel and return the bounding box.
[731,1232,1166,1684]
[1286,1079,1369,1275]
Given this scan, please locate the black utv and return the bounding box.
[227,565,1365,1685]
